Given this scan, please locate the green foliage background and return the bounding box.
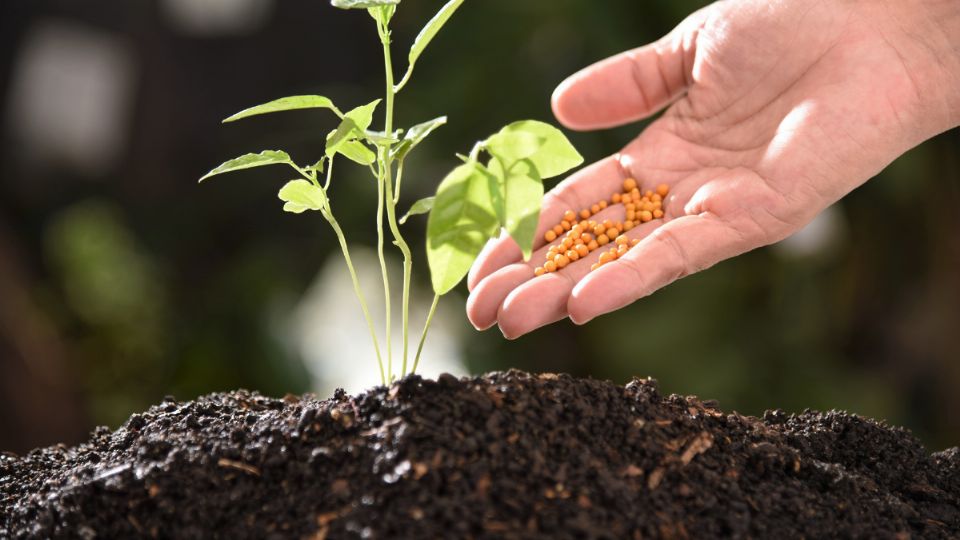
[1,0,957,452]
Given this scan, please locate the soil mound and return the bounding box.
[2,371,958,539]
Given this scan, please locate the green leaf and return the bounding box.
[199,150,292,182]
[325,119,360,158]
[489,159,543,260]
[307,158,326,174]
[485,130,544,165]
[489,121,583,179]
[326,100,381,160]
[399,196,435,224]
[392,116,447,162]
[222,96,341,123]
[344,99,382,132]
[338,140,377,165]
[407,0,464,72]
[278,179,327,214]
[365,130,402,145]
[484,157,506,225]
[427,163,501,295]
[331,0,399,9]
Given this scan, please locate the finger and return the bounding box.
[466,264,532,330]
[466,155,629,291]
[467,232,518,292]
[567,212,757,324]
[551,9,706,131]
[468,203,628,331]
[497,218,664,339]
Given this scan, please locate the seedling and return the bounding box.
[200,0,583,385]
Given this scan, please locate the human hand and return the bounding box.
[466,0,960,338]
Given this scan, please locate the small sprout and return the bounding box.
[202,0,585,384]
[399,197,435,225]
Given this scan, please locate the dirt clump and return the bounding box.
[2,370,958,539]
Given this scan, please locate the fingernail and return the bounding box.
[498,324,519,341]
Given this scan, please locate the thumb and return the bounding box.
[551,8,707,131]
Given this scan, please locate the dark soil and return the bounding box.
[2,371,958,539]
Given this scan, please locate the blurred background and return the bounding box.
[2,0,958,455]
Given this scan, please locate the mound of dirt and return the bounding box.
[2,371,958,539]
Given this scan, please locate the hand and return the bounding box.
[466,0,960,338]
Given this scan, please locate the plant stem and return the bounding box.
[375,164,393,381]
[380,22,414,377]
[325,212,386,384]
[393,161,405,205]
[411,294,439,375]
[319,159,386,385]
[394,66,413,94]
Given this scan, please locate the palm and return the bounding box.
[641,0,922,216]
[466,0,937,338]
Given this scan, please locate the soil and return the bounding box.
[2,371,958,539]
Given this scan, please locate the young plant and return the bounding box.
[200,0,583,385]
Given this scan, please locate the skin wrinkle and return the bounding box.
[627,50,654,115]
[651,44,674,108]
[679,13,702,89]
[650,225,694,279]
[677,119,776,157]
[684,11,733,120]
[695,169,795,241]
[616,251,655,300]
[753,205,797,243]
[883,0,946,73]
[755,166,820,225]
[670,81,797,160]
[704,28,838,144]
[698,54,821,145]
[830,104,873,156]
[685,5,787,125]
[880,0,960,129]
[724,213,761,249]
[738,188,797,241]
[724,0,828,123]
[875,28,924,133]
[624,123,707,174]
